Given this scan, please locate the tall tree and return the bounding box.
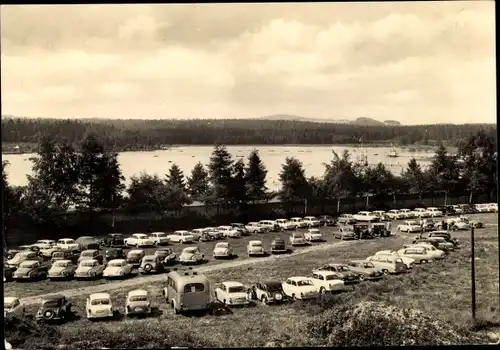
[126,173,174,216]
[1,161,23,232]
[427,143,460,204]
[363,162,395,196]
[323,150,359,211]
[207,144,233,205]
[166,163,186,190]
[186,162,210,202]
[244,150,269,203]
[228,158,247,208]
[278,157,310,203]
[402,158,428,202]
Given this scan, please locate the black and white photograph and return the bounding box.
[1,2,498,348]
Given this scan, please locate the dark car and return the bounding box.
[76,236,101,251]
[7,249,19,260]
[77,249,104,265]
[231,223,250,236]
[153,248,177,265]
[271,238,287,254]
[51,250,80,265]
[319,215,336,227]
[13,260,48,281]
[4,263,16,282]
[101,233,126,248]
[316,263,361,285]
[248,281,290,305]
[353,223,373,239]
[35,294,72,323]
[138,255,165,274]
[421,219,436,232]
[371,223,390,237]
[105,248,125,261]
[442,206,458,216]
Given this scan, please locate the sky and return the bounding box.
[0,2,496,125]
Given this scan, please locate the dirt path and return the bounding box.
[19,239,357,306]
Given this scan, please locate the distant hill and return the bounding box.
[261,115,398,126]
[350,117,385,126]
[384,120,401,126]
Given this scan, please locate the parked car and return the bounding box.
[310,270,346,293]
[33,239,57,248]
[4,297,25,317]
[275,218,297,230]
[213,242,234,259]
[421,219,436,232]
[386,209,404,220]
[168,230,195,243]
[303,216,321,227]
[38,245,62,260]
[124,233,154,247]
[57,238,80,251]
[413,208,430,218]
[365,254,408,274]
[333,226,356,240]
[77,249,103,265]
[487,203,498,212]
[371,223,391,237]
[36,294,72,323]
[126,249,146,267]
[304,228,323,242]
[397,247,435,264]
[290,232,307,246]
[452,216,484,229]
[399,209,415,218]
[218,226,242,238]
[7,251,41,268]
[441,206,457,216]
[153,247,177,265]
[259,220,280,232]
[347,260,384,281]
[451,205,463,214]
[372,211,389,221]
[374,250,415,269]
[406,244,446,260]
[139,255,165,274]
[247,281,289,305]
[427,207,444,217]
[104,248,125,261]
[162,269,212,314]
[125,290,151,317]
[4,264,16,282]
[315,263,361,285]
[149,232,170,246]
[271,238,287,254]
[48,260,77,280]
[51,250,79,265]
[6,249,18,260]
[101,233,126,248]
[424,236,456,251]
[282,276,319,300]
[445,217,470,230]
[191,228,209,240]
[75,259,105,280]
[475,203,491,213]
[246,222,266,233]
[353,211,379,222]
[353,223,374,239]
[75,236,101,251]
[247,240,265,256]
[103,259,133,279]
[18,244,40,253]
[13,260,48,281]
[214,281,250,306]
[86,293,114,320]
[318,215,336,226]
[338,214,356,225]
[231,223,251,236]
[290,217,308,228]
[397,220,423,233]
[179,247,204,265]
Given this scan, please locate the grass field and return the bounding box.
[6,214,499,348]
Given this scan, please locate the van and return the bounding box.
[365,255,406,274]
[162,269,211,314]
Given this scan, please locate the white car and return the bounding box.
[204,227,224,239]
[167,230,195,243]
[310,270,345,293]
[4,297,25,317]
[38,244,61,259]
[397,247,435,264]
[372,211,388,220]
[413,208,430,218]
[282,276,319,300]
[179,247,204,264]
[446,217,469,230]
[290,232,307,246]
[47,260,77,280]
[6,251,39,268]
[397,220,422,233]
[214,281,250,306]
[353,211,378,222]
[75,259,105,280]
[290,217,308,228]
[125,289,151,317]
[304,228,323,242]
[259,220,279,232]
[452,205,464,214]
[103,259,133,279]
[408,243,445,260]
[475,203,490,213]
[487,203,498,212]
[365,255,408,274]
[86,293,114,319]
[218,226,241,238]
[124,233,154,247]
[149,232,170,246]
[427,207,444,217]
[374,250,415,269]
[303,216,321,227]
[275,219,297,230]
[338,214,356,224]
[247,240,265,256]
[57,238,80,251]
[213,242,234,259]
[399,209,414,219]
[33,240,57,248]
[245,222,265,234]
[386,210,404,220]
[191,228,208,240]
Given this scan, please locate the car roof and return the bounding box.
[54,259,72,264]
[288,276,310,281]
[109,233,123,236]
[349,260,371,264]
[249,240,262,244]
[223,281,244,287]
[174,230,190,233]
[128,249,144,254]
[183,247,198,251]
[42,294,65,301]
[4,296,19,303]
[151,231,166,234]
[82,249,98,253]
[143,255,156,259]
[108,259,126,263]
[80,259,98,263]
[90,293,110,299]
[313,270,338,276]
[216,242,229,246]
[128,289,148,296]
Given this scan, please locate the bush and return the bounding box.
[5,315,61,349]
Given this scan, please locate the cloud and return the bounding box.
[0,2,495,124]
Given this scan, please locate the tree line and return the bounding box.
[2,117,497,152]
[1,130,496,234]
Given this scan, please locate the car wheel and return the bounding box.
[358,274,365,281]
[382,269,389,275]
[319,287,326,294]
[292,294,298,301]
[261,296,268,305]
[421,260,427,264]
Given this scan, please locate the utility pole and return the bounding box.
[471,226,476,322]
[304,198,308,215]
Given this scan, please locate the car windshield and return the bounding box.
[183,249,197,254]
[251,242,262,246]
[129,295,148,302]
[293,234,304,238]
[156,249,171,254]
[42,299,61,308]
[129,252,142,257]
[143,258,154,263]
[325,275,338,281]
[109,262,123,267]
[264,283,282,292]
[19,262,37,268]
[217,243,228,248]
[336,266,349,272]
[82,261,97,267]
[81,252,94,257]
[54,261,70,267]
[297,280,313,286]
[154,233,167,237]
[228,286,245,293]
[363,262,375,268]
[91,298,110,305]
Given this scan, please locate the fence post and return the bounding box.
[471,226,476,322]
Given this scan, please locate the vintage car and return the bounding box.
[353,211,379,222]
[51,250,80,265]
[204,227,224,239]
[105,247,125,261]
[125,290,151,317]
[4,264,16,282]
[124,233,154,247]
[427,207,444,217]
[214,281,250,306]
[13,260,48,281]
[421,219,436,232]
[372,211,389,221]
[198,231,214,242]
[218,226,241,238]
[353,223,374,239]
[6,249,18,260]
[397,247,435,264]
[386,209,405,220]
[77,249,104,265]
[304,228,323,242]
[290,217,308,228]
[451,205,464,214]
[310,270,346,293]
[427,231,459,245]
[374,250,415,269]
[315,263,361,285]
[153,247,177,265]
[149,232,171,246]
[75,259,105,280]
[168,230,195,243]
[191,228,209,241]
[338,214,356,225]
[243,240,263,256]
[303,216,321,227]
[271,238,287,254]
[101,233,126,248]
[36,294,72,323]
[103,259,133,279]
[7,251,41,268]
[347,260,384,281]
[333,227,356,240]
[38,245,62,260]
[4,297,25,317]
[248,281,289,305]
[290,232,307,246]
[405,243,446,260]
[213,242,234,259]
[474,203,491,213]
[444,218,469,230]
[425,236,456,251]
[126,249,146,267]
[86,293,114,320]
[246,222,266,233]
[56,238,80,251]
[318,215,336,226]
[371,223,391,237]
[48,260,77,280]
[399,209,415,219]
[413,208,431,218]
[75,236,101,251]
[457,216,484,229]
[231,223,250,236]
[281,276,319,300]
[18,244,41,253]
[34,239,57,248]
[366,254,408,274]
[397,220,423,233]
[275,219,297,231]
[139,255,165,274]
[258,220,280,232]
[179,247,204,265]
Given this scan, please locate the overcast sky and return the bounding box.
[1,2,495,124]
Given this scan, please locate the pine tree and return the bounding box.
[244,150,268,203]
[186,162,210,202]
[228,158,247,207]
[403,158,428,202]
[166,163,186,190]
[278,157,310,203]
[207,144,233,205]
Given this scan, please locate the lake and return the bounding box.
[2,145,437,191]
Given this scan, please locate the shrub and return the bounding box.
[5,315,61,349]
